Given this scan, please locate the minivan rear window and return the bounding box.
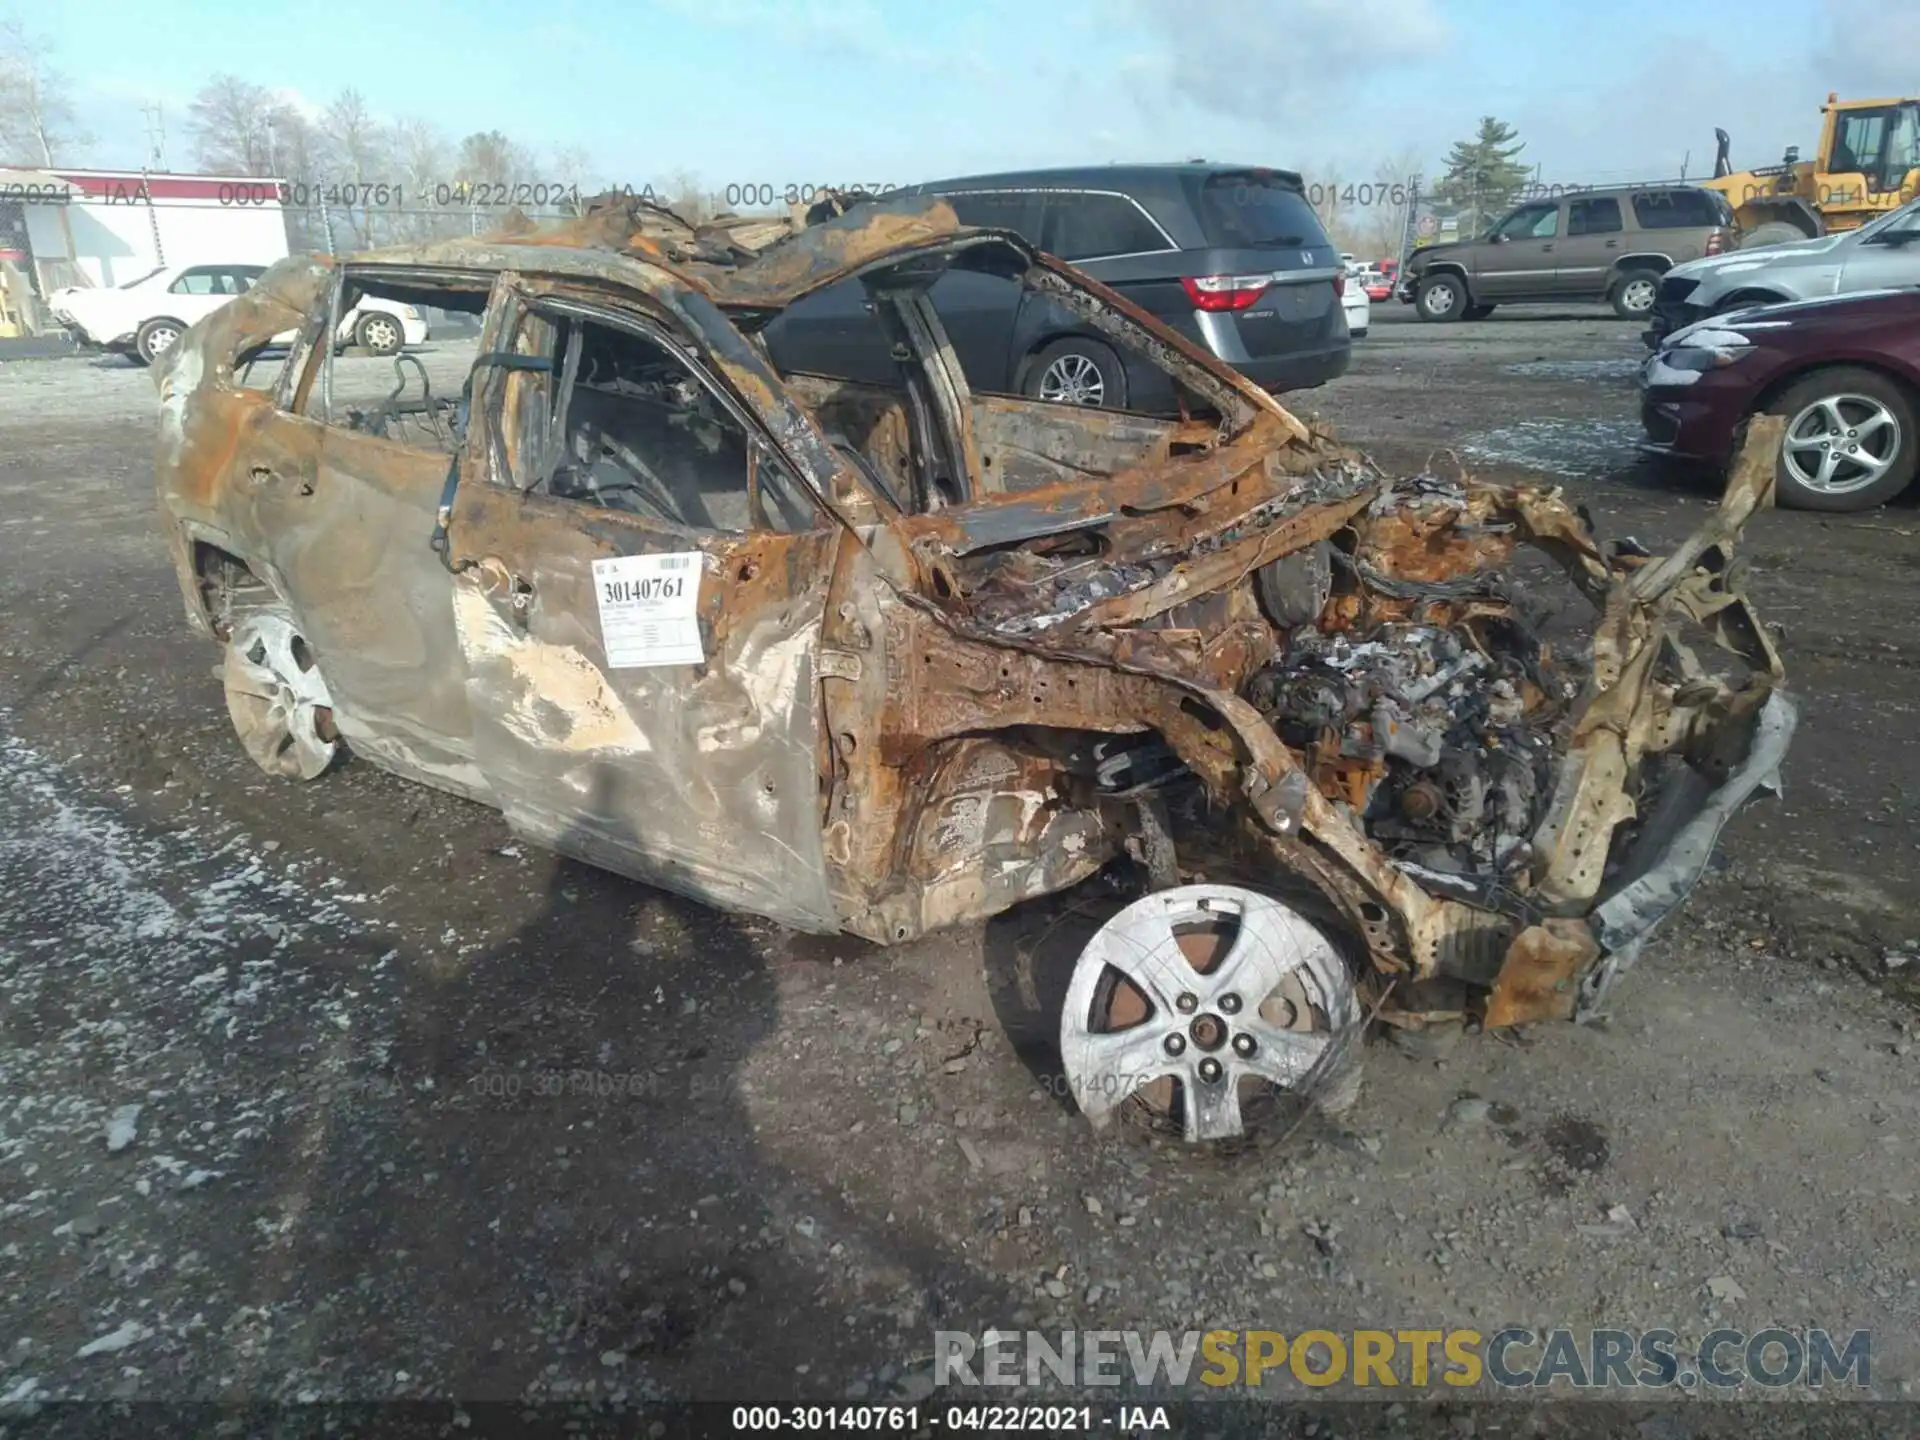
[1632,190,1732,229]
[1191,174,1328,249]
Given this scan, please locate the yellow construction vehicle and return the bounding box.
[1704,93,1919,246]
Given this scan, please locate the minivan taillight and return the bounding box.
[1333,272,1346,297]
[1181,273,1272,312]
[1706,230,1729,255]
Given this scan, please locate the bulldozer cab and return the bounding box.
[1819,98,1920,211]
[1707,94,1920,245]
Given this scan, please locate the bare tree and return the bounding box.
[547,144,593,216]
[662,168,712,222]
[451,130,529,232]
[388,116,455,241]
[1361,147,1424,259]
[0,18,91,165]
[317,87,393,246]
[188,75,279,174]
[1303,164,1366,256]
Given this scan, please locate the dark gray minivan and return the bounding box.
[762,164,1351,412]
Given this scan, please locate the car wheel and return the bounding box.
[1764,367,1917,512]
[135,317,186,366]
[1058,883,1365,1146]
[1610,270,1661,319]
[356,310,405,356]
[1024,337,1128,409]
[1415,274,1466,322]
[1350,326,1369,339]
[222,609,340,780]
[1464,303,1496,320]
[1743,221,1812,249]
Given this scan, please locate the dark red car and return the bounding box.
[1640,287,1920,511]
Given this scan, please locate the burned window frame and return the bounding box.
[478,287,831,538]
[283,265,486,452]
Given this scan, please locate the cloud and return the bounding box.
[1512,0,1920,183]
[1815,0,1920,99]
[1121,0,1450,127]
[652,0,955,73]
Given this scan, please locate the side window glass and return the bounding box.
[1632,191,1718,229]
[1042,193,1166,260]
[1835,112,1887,174]
[505,309,817,535]
[946,190,1035,237]
[1493,204,1558,240]
[169,268,219,295]
[1568,198,1622,236]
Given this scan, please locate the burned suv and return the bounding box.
[153,194,1794,1145]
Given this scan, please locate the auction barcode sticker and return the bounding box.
[592,552,704,668]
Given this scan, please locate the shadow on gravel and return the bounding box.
[283,773,1026,1402]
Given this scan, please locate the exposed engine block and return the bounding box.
[1250,622,1575,878]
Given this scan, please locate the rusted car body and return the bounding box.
[153,194,1795,1140]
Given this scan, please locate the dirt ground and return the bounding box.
[1,304,1916,1428]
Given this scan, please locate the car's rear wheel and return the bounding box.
[1610,270,1661,319]
[135,317,186,366]
[355,310,405,356]
[1764,367,1917,512]
[1464,303,1497,320]
[1025,337,1128,408]
[1415,274,1466,322]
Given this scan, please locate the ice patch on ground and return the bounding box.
[1461,418,1644,477]
[1501,358,1645,382]
[0,709,404,1396]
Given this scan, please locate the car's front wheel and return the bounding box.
[1764,367,1917,511]
[134,317,186,366]
[1024,337,1128,408]
[356,310,405,356]
[1414,274,1466,322]
[1610,270,1661,319]
[223,610,340,780]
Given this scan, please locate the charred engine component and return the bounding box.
[1249,623,1570,874]
[1254,541,1335,631]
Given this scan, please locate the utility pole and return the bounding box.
[140,103,167,169]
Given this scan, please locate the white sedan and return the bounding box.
[50,261,428,366]
[1342,271,1370,339]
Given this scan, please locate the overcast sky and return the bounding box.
[28,0,1919,194]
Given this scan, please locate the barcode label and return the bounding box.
[591,552,705,668]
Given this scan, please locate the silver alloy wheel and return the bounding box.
[362,315,401,351]
[223,611,338,780]
[1038,352,1106,406]
[142,323,182,359]
[1618,276,1657,313]
[1060,884,1360,1142]
[1421,280,1456,316]
[1781,393,1902,495]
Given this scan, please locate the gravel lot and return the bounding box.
[2,312,1917,1428]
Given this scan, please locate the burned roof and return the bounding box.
[337,191,1012,317]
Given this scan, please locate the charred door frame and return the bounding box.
[441,270,848,929]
